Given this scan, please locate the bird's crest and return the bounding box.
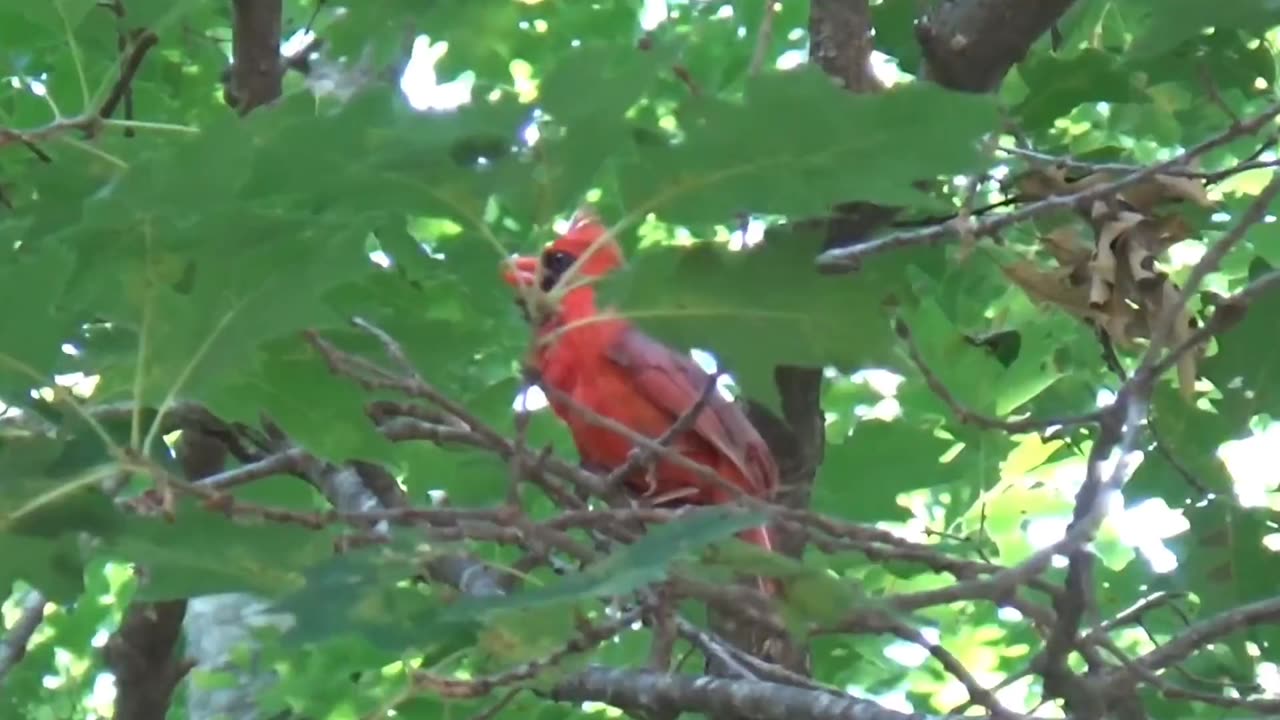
[549,206,625,277]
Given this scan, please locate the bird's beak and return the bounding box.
[501,255,540,289]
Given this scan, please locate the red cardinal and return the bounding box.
[501,210,780,593]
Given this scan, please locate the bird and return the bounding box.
[500,209,780,593]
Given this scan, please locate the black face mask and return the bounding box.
[539,248,576,292]
[513,248,578,323]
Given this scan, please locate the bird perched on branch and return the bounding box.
[501,209,780,593]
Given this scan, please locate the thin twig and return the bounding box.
[893,318,1103,432]
[1147,172,1280,357]
[1128,251,1280,401]
[1129,596,1280,674]
[99,30,159,123]
[601,372,722,489]
[816,100,1280,270]
[885,619,1023,719]
[536,381,758,505]
[408,608,645,699]
[747,0,777,77]
[874,395,1146,619]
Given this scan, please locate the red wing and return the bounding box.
[605,327,779,497]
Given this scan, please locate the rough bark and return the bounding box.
[227,0,284,114]
[809,0,882,93]
[812,0,1081,256]
[104,600,191,720]
[551,666,971,720]
[106,428,226,720]
[917,0,1078,92]
[179,4,289,720]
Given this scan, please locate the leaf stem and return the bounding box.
[54,0,91,109]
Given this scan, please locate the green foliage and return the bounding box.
[1,0,1280,718]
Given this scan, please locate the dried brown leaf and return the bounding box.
[1013,165,1072,199]
[1116,173,1213,211]
[1040,226,1092,267]
[1002,260,1094,317]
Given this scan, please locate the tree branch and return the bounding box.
[106,427,225,720]
[549,666,984,720]
[0,591,48,682]
[226,0,283,114]
[1129,596,1280,676]
[917,0,1079,92]
[815,100,1280,271]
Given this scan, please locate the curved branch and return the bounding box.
[549,666,970,720]
[917,0,1079,92]
[1130,596,1280,675]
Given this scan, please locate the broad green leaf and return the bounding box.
[6,0,97,34]
[109,0,206,28]
[0,533,86,604]
[275,546,479,658]
[703,540,883,625]
[896,297,1012,417]
[209,339,397,466]
[0,449,121,542]
[477,603,583,668]
[814,421,952,521]
[603,230,942,409]
[111,501,339,601]
[539,42,671,123]
[1014,49,1147,130]
[0,245,77,405]
[1128,387,1240,505]
[616,68,1000,223]
[1202,260,1280,421]
[1167,499,1280,634]
[0,431,119,602]
[446,506,768,619]
[1124,0,1280,58]
[69,217,375,409]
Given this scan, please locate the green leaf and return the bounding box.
[604,230,942,409]
[0,245,77,405]
[585,506,770,588]
[448,506,768,619]
[0,533,86,604]
[110,501,338,601]
[477,603,581,667]
[1013,49,1147,130]
[897,298,1021,417]
[0,431,121,602]
[814,420,952,521]
[1124,0,1280,58]
[73,218,374,408]
[1202,261,1280,421]
[1167,500,1280,619]
[539,42,671,123]
[0,449,121,542]
[1128,387,1240,504]
[703,540,884,626]
[275,545,480,657]
[616,68,1000,223]
[395,443,511,509]
[209,339,397,466]
[111,0,206,28]
[12,0,97,33]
